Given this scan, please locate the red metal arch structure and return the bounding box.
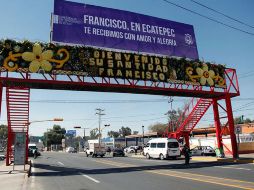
[0,67,239,165]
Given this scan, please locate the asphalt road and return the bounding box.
[27,152,254,190]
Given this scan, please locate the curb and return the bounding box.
[127,154,145,159]
[217,158,254,164]
[191,157,217,162]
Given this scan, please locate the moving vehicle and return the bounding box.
[191,146,216,156]
[28,143,41,157]
[144,138,181,160]
[86,139,106,157]
[112,149,125,157]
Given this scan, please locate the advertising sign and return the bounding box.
[0,40,226,88]
[14,132,26,165]
[52,0,198,60]
[66,130,76,137]
[235,125,241,134]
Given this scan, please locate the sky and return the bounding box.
[0,0,254,137]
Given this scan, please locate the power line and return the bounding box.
[238,72,254,79]
[190,0,254,29]
[106,116,167,123]
[161,0,254,36]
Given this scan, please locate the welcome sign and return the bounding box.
[0,40,226,88]
[52,0,199,60]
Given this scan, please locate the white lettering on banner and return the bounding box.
[142,24,175,37]
[125,33,136,40]
[130,22,141,32]
[137,35,152,43]
[92,28,124,39]
[157,37,177,46]
[84,15,128,30]
[83,15,178,47]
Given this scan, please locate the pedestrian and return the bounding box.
[182,144,191,165]
[33,148,38,159]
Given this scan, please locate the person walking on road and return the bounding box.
[182,144,191,165]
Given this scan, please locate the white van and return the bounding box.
[144,138,181,160]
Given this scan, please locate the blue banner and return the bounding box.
[53,0,199,59]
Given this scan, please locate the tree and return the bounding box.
[234,116,243,124]
[133,131,139,135]
[119,126,132,137]
[244,118,252,124]
[43,125,66,147]
[234,116,252,124]
[165,108,185,132]
[0,124,8,140]
[107,130,120,138]
[148,122,167,134]
[0,124,8,149]
[90,129,99,139]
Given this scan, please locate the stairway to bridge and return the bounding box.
[166,98,213,140]
[6,87,30,165]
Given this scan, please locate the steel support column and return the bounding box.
[0,84,2,117]
[25,132,29,163]
[225,94,238,159]
[6,130,12,166]
[183,132,190,148]
[213,99,223,150]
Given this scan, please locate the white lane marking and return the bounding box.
[214,166,251,171]
[125,157,183,163]
[30,160,35,188]
[79,172,100,183]
[57,161,64,166]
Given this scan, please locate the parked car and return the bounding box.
[66,147,75,153]
[124,146,140,153]
[0,154,6,160]
[191,146,216,156]
[112,149,125,157]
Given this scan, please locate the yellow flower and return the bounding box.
[196,64,215,86]
[22,43,53,73]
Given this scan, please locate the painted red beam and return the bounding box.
[0,77,238,99]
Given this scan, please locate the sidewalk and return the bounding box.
[0,161,30,190]
[217,153,254,164]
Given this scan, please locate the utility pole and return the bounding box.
[95,108,105,151]
[165,97,174,133]
[142,125,144,146]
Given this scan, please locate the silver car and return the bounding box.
[191,146,216,156]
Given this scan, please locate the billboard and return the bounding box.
[0,40,226,88]
[14,132,26,165]
[66,130,76,137]
[52,0,198,60]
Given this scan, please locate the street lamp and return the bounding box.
[74,126,90,151]
[30,118,64,151]
[26,118,64,126]
[73,126,90,140]
[95,108,105,150]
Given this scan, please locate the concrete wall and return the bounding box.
[239,142,254,154]
[190,137,254,154]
